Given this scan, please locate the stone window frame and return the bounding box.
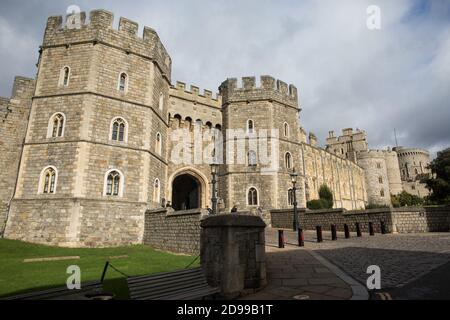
[283,122,290,138]
[158,92,164,111]
[38,166,58,194]
[378,176,383,184]
[109,117,129,143]
[155,132,162,155]
[247,186,259,206]
[58,66,71,87]
[153,178,161,204]
[103,168,125,197]
[247,119,254,134]
[285,152,293,169]
[47,112,66,138]
[380,189,385,197]
[117,72,129,93]
[247,150,257,167]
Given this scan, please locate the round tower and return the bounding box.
[357,150,391,206]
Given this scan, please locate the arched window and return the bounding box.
[379,176,383,184]
[248,187,258,206]
[185,117,192,130]
[153,178,161,204]
[155,132,162,155]
[247,119,254,134]
[118,72,128,92]
[288,188,295,206]
[47,113,66,138]
[39,166,57,194]
[380,189,385,197]
[248,150,257,167]
[59,66,70,87]
[284,122,290,137]
[104,169,124,197]
[110,117,127,142]
[414,168,418,175]
[159,92,164,110]
[285,152,292,169]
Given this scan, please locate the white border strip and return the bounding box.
[307,249,369,300]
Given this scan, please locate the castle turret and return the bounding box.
[5,10,171,246]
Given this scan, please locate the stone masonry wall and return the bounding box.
[271,206,450,234]
[143,208,207,254]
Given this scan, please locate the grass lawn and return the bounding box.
[0,239,199,299]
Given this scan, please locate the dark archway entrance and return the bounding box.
[172,174,201,211]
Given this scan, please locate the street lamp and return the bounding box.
[290,168,298,231]
[210,161,219,215]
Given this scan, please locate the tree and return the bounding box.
[391,191,423,207]
[425,148,450,205]
[307,185,334,210]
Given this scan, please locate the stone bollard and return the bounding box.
[380,220,386,234]
[200,214,267,299]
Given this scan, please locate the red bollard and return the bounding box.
[369,222,375,236]
[331,224,337,241]
[298,228,304,247]
[355,223,362,237]
[316,226,323,243]
[344,224,350,239]
[278,230,285,248]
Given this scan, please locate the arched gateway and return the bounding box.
[168,167,210,211]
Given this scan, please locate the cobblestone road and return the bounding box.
[266,228,450,289]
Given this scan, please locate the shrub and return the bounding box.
[307,199,330,210]
[318,184,333,208]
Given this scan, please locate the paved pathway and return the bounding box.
[266,228,450,292]
[242,230,370,300]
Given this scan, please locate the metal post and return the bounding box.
[316,226,323,243]
[331,224,337,241]
[292,184,298,231]
[101,261,110,283]
[298,228,304,247]
[369,222,375,236]
[355,223,362,237]
[344,224,350,239]
[278,230,285,248]
[211,173,218,215]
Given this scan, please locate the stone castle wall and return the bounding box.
[0,77,35,235]
[143,208,206,254]
[271,206,450,234]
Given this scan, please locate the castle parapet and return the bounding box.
[219,76,298,108]
[43,9,172,80]
[170,81,222,108]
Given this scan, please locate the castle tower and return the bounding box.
[0,77,35,235]
[218,76,303,211]
[394,147,431,197]
[4,10,171,246]
[356,151,392,206]
[384,150,403,195]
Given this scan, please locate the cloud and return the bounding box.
[0,0,449,157]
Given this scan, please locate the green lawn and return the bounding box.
[0,239,199,299]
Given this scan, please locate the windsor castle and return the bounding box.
[0,10,431,247]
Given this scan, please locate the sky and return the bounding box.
[0,0,449,157]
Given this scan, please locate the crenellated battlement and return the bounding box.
[43,9,172,80]
[170,81,222,108]
[219,75,298,108]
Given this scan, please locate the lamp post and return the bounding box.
[290,168,299,231]
[210,162,219,215]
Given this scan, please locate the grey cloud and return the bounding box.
[0,0,449,157]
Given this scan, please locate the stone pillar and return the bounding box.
[200,214,266,299]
